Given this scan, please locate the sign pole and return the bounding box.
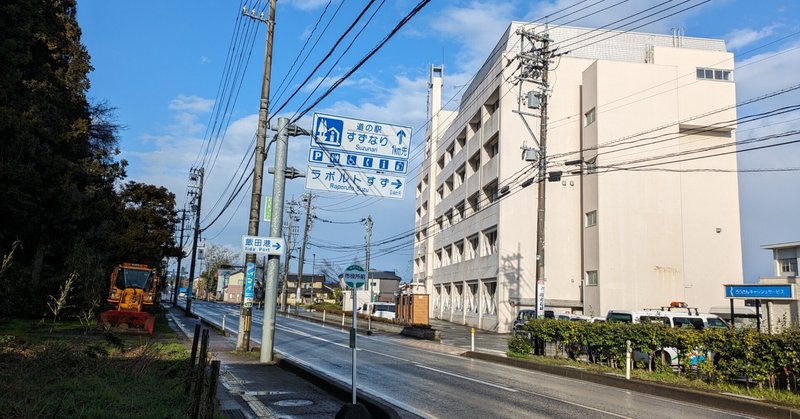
[351,283,358,405]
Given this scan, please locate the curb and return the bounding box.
[464,351,800,419]
[177,309,401,418]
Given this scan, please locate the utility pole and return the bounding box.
[295,193,314,314]
[172,209,187,306]
[238,2,276,352]
[516,28,554,319]
[365,216,373,302]
[281,200,300,313]
[186,167,204,315]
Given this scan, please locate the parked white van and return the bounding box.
[358,302,396,320]
[606,309,729,368]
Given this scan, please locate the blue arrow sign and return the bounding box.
[397,130,406,144]
[391,179,402,189]
[273,242,281,251]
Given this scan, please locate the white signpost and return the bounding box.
[343,264,366,405]
[241,235,285,256]
[306,113,411,199]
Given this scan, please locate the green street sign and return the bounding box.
[343,265,366,289]
[263,196,272,221]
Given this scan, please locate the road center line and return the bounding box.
[415,364,518,392]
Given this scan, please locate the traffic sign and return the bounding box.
[310,113,412,161]
[343,265,366,289]
[305,164,405,199]
[241,235,285,255]
[308,149,408,174]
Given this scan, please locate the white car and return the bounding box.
[358,302,396,320]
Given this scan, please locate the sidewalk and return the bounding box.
[165,306,373,419]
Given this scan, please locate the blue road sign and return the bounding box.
[244,262,255,307]
[314,116,344,147]
[306,149,408,174]
[310,112,412,160]
[725,284,793,299]
[305,164,405,199]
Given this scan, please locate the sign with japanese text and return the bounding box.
[241,235,285,256]
[342,265,366,289]
[304,164,405,199]
[243,262,255,308]
[308,148,408,174]
[310,113,412,160]
[725,284,793,299]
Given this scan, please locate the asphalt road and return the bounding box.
[185,299,757,419]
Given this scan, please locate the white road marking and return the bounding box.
[415,364,518,392]
[515,387,634,419]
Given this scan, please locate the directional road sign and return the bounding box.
[343,265,366,289]
[241,235,285,255]
[305,164,405,200]
[310,113,412,160]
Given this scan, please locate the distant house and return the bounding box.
[222,272,245,304]
[279,273,327,305]
[339,270,401,303]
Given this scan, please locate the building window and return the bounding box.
[453,284,463,312]
[467,282,479,314]
[469,151,481,173]
[482,281,497,315]
[483,228,498,256]
[443,245,452,266]
[466,234,479,260]
[453,240,464,264]
[587,271,598,286]
[584,108,596,126]
[434,249,442,268]
[468,192,480,215]
[484,180,499,204]
[696,67,733,81]
[456,165,466,186]
[436,186,444,205]
[780,258,798,275]
[585,210,597,227]
[485,136,499,158]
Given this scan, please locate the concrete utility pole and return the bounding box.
[294,193,314,312]
[172,209,187,306]
[516,28,554,318]
[261,117,289,363]
[237,2,277,352]
[281,200,300,313]
[365,216,373,302]
[186,167,204,315]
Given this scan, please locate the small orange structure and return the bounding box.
[396,294,429,325]
[99,263,160,334]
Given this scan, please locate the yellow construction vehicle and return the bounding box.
[99,262,160,334]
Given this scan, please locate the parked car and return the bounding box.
[606,309,729,368]
[358,302,396,320]
[513,309,555,336]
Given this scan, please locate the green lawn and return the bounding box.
[0,315,212,418]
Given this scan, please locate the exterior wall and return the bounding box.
[413,24,744,333]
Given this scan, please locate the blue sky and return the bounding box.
[77,0,800,283]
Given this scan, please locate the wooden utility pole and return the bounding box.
[238,2,277,352]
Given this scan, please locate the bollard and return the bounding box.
[368,315,372,335]
[626,340,631,380]
[342,312,346,327]
[221,314,226,335]
[323,310,326,326]
[471,328,475,352]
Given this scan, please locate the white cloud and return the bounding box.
[725,25,779,50]
[282,0,332,12]
[430,1,515,73]
[168,94,214,113]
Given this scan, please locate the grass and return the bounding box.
[507,350,800,408]
[0,314,218,418]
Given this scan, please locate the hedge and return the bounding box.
[509,319,800,391]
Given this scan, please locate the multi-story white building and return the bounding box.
[412,23,744,333]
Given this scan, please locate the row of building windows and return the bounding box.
[696,67,733,82]
[433,280,497,315]
[431,228,498,269]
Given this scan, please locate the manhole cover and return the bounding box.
[273,399,314,407]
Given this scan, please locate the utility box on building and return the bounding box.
[397,294,429,325]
